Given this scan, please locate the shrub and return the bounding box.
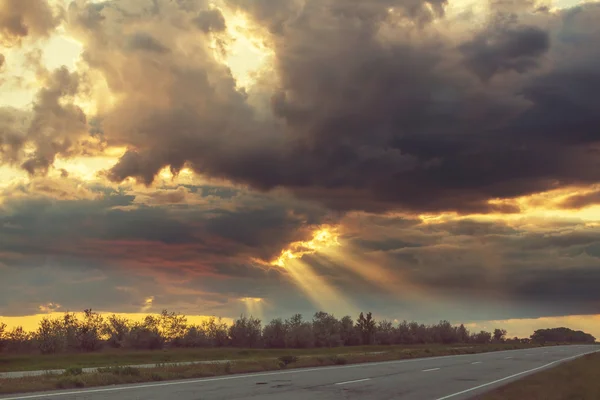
[330,356,348,365]
[278,355,298,367]
[63,367,84,376]
[56,377,85,389]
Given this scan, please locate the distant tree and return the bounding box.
[285,314,314,348]
[36,317,66,354]
[229,315,262,348]
[408,322,431,344]
[77,309,104,351]
[159,310,188,346]
[395,320,412,344]
[312,312,342,348]
[493,328,507,343]
[0,322,6,352]
[433,320,460,344]
[374,320,395,345]
[471,330,492,344]
[4,326,33,353]
[339,315,361,346]
[356,312,376,345]
[180,325,210,347]
[457,324,470,343]
[263,318,288,348]
[103,314,131,348]
[202,317,230,347]
[126,315,165,350]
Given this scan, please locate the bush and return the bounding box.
[56,377,85,389]
[63,367,83,376]
[150,372,164,381]
[125,324,165,350]
[278,355,298,367]
[330,356,348,365]
[229,316,262,348]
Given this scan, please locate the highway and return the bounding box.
[1,345,597,400]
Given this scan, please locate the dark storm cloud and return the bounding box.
[0,178,331,265]
[459,21,550,81]
[125,32,170,53]
[193,8,226,33]
[73,0,600,214]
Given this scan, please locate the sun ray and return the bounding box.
[319,246,428,302]
[285,259,359,316]
[239,297,264,320]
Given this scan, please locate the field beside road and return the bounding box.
[476,351,600,400]
[0,343,543,395]
[0,342,540,373]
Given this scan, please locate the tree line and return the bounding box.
[530,327,595,344]
[0,310,595,354]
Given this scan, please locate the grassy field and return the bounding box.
[0,343,542,373]
[476,352,600,400]
[0,343,546,395]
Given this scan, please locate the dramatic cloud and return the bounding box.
[1,0,599,335]
[0,0,63,47]
[43,0,595,215]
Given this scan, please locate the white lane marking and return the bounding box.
[471,362,482,365]
[422,368,440,372]
[335,378,371,385]
[0,346,586,400]
[434,350,600,400]
[504,357,513,359]
[525,354,532,356]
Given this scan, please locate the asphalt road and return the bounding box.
[1,345,597,400]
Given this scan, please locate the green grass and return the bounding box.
[0,343,543,373]
[476,352,600,400]
[0,343,548,395]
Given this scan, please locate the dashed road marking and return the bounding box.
[335,378,371,385]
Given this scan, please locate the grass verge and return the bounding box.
[475,352,600,400]
[0,343,543,373]
[0,343,547,395]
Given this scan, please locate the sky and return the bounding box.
[1,0,599,339]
